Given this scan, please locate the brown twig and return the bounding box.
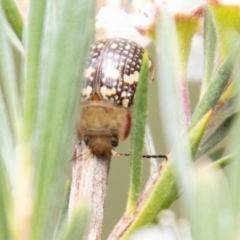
[68,141,111,240]
[107,158,168,240]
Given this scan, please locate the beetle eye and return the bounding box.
[111,137,118,147]
[84,136,89,146]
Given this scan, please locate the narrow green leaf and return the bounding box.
[189,42,240,129]
[200,6,217,98]
[0,4,18,180]
[188,110,212,157]
[0,93,16,181]
[208,147,225,161]
[123,162,178,238]
[156,11,193,203]
[229,82,240,215]
[196,113,235,158]
[31,0,95,239]
[58,204,89,240]
[1,0,23,41]
[207,154,233,170]
[0,5,21,136]
[23,0,47,140]
[0,156,12,240]
[126,52,149,214]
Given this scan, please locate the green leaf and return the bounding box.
[0,156,12,240]
[126,52,149,214]
[200,6,217,98]
[189,110,213,157]
[0,4,18,181]
[196,113,236,158]
[208,147,225,161]
[30,0,95,239]
[229,89,240,215]
[207,154,233,170]
[209,4,240,62]
[1,0,23,41]
[191,168,235,240]
[156,11,193,203]
[0,5,21,137]
[189,42,240,129]
[23,0,47,140]
[123,162,178,238]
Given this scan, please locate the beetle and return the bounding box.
[78,38,154,157]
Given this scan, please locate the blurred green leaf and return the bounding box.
[30,0,95,239]
[229,80,240,216]
[126,52,149,214]
[208,147,225,161]
[0,4,18,183]
[23,0,47,140]
[123,162,178,239]
[200,6,217,97]
[196,113,236,158]
[1,0,23,41]
[0,156,12,240]
[189,42,240,129]
[0,5,21,136]
[156,11,193,203]
[191,169,235,240]
[207,154,233,170]
[189,110,212,157]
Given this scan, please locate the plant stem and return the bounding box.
[69,142,111,240]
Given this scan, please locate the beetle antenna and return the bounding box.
[111,150,167,159]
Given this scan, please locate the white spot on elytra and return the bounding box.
[100,86,117,97]
[121,91,127,98]
[82,86,92,98]
[122,99,129,107]
[97,43,104,48]
[110,43,118,49]
[84,67,95,78]
[114,54,120,59]
[133,71,139,82]
[125,44,130,50]
[123,74,133,84]
[104,67,120,79]
[123,71,139,84]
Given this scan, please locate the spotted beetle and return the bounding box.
[78,38,153,157]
